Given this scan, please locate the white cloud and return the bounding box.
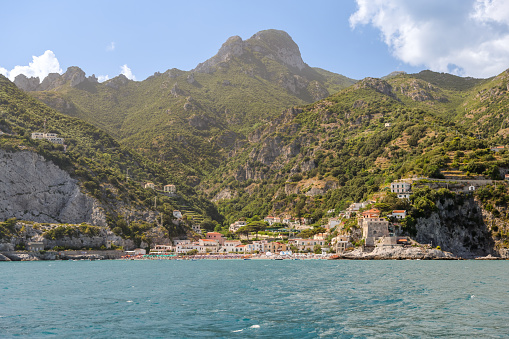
[3,50,62,81]
[97,75,110,82]
[120,64,136,80]
[350,0,509,77]
[106,42,116,52]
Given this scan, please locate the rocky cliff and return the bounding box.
[0,150,106,225]
[194,30,307,74]
[13,66,96,91]
[413,195,495,258]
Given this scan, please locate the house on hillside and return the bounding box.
[327,217,341,229]
[391,210,407,219]
[491,146,505,152]
[362,208,381,218]
[27,242,44,251]
[31,132,65,145]
[206,232,225,246]
[264,216,275,225]
[390,181,411,199]
[332,235,351,253]
[164,184,176,193]
[144,182,155,189]
[173,210,183,219]
[229,220,247,232]
[314,233,326,240]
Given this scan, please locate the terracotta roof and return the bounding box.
[392,210,406,213]
[207,232,221,235]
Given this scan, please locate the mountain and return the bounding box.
[0,75,220,246]
[8,29,509,257]
[201,70,509,256]
[17,30,356,184]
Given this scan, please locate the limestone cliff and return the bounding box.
[413,195,495,258]
[13,66,94,91]
[0,150,106,225]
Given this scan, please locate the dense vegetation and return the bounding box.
[0,75,220,241]
[203,70,509,233]
[4,30,509,253]
[25,30,356,184]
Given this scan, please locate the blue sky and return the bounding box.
[2,0,509,82]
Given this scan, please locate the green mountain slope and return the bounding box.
[202,71,509,255]
[0,75,220,235]
[19,30,356,183]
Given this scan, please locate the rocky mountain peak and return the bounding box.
[62,66,86,87]
[194,35,246,73]
[13,66,95,92]
[104,74,130,89]
[194,29,307,73]
[13,74,40,91]
[247,29,306,71]
[354,77,397,99]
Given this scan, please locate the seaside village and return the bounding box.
[23,125,501,259]
[131,180,422,258]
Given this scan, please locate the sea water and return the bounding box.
[0,260,508,338]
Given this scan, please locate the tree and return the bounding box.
[313,244,322,254]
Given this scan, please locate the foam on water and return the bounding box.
[0,260,508,337]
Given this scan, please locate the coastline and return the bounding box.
[1,246,507,261]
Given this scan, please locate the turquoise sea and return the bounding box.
[1,259,508,338]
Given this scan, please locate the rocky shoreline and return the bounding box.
[0,250,124,261]
[333,246,508,260]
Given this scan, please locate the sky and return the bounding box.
[2,0,509,83]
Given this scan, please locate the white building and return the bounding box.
[391,210,407,219]
[288,238,325,252]
[144,182,155,189]
[150,245,173,254]
[31,132,64,145]
[164,184,176,193]
[233,245,246,253]
[173,210,183,219]
[198,239,220,252]
[391,181,411,199]
[173,239,191,246]
[264,216,275,225]
[327,217,341,229]
[332,235,350,253]
[222,240,242,253]
[229,220,247,232]
[27,242,44,251]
